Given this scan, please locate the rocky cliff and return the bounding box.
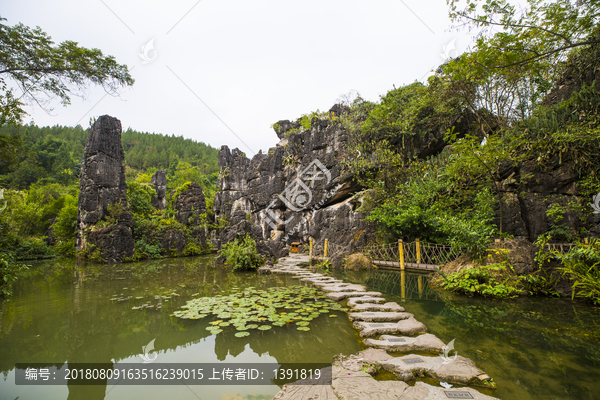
[213,106,375,258]
[75,115,134,262]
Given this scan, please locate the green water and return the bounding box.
[0,256,362,400]
[3,258,600,400]
[332,268,600,400]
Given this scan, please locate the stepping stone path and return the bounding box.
[347,296,386,307]
[365,333,446,353]
[353,301,405,312]
[262,253,500,400]
[348,311,413,322]
[353,317,428,337]
[327,291,382,301]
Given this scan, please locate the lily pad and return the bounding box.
[258,325,272,331]
[235,331,250,338]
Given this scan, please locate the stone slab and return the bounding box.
[327,291,382,301]
[348,311,414,322]
[351,302,405,312]
[302,278,343,284]
[399,382,500,400]
[319,284,367,293]
[353,317,427,337]
[379,355,492,387]
[347,297,386,307]
[365,333,446,353]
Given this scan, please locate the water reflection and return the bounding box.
[333,267,600,400]
[0,256,362,400]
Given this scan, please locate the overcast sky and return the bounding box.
[3,0,472,154]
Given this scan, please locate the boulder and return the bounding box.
[175,182,206,226]
[75,115,134,262]
[150,170,167,210]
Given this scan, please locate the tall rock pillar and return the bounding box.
[75,115,134,262]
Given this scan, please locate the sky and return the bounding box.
[2,0,472,155]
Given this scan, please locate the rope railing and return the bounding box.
[357,239,465,271]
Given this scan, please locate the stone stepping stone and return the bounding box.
[352,302,405,312]
[300,276,336,281]
[271,368,336,400]
[353,317,427,337]
[347,297,386,307]
[331,365,409,400]
[379,355,494,388]
[301,277,341,284]
[312,280,357,288]
[327,291,382,301]
[365,333,446,353]
[320,284,366,293]
[348,311,414,322]
[400,382,500,399]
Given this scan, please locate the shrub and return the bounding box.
[440,262,521,298]
[555,240,600,305]
[218,233,263,271]
[0,253,28,297]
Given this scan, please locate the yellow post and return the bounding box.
[399,240,405,271]
[324,239,328,258]
[401,270,406,301]
[416,238,421,264]
[585,237,589,245]
[418,276,423,298]
[309,238,313,261]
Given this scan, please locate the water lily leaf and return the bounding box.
[297,327,310,331]
[235,331,250,338]
[258,325,272,331]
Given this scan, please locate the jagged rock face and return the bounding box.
[75,115,134,262]
[498,159,600,241]
[175,183,207,225]
[151,170,167,210]
[214,107,375,257]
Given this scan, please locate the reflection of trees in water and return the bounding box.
[365,270,442,302]
[214,315,361,363]
[1,256,364,400]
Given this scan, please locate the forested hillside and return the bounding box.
[0,123,219,189]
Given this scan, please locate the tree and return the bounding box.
[0,17,134,125]
[440,0,600,127]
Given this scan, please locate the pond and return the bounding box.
[3,258,600,400]
[0,256,362,400]
[331,268,600,400]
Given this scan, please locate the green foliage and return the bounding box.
[555,240,600,305]
[364,152,497,254]
[299,115,312,131]
[218,234,263,271]
[440,262,521,298]
[0,17,134,125]
[126,181,155,217]
[15,237,55,260]
[51,194,78,256]
[0,253,28,298]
